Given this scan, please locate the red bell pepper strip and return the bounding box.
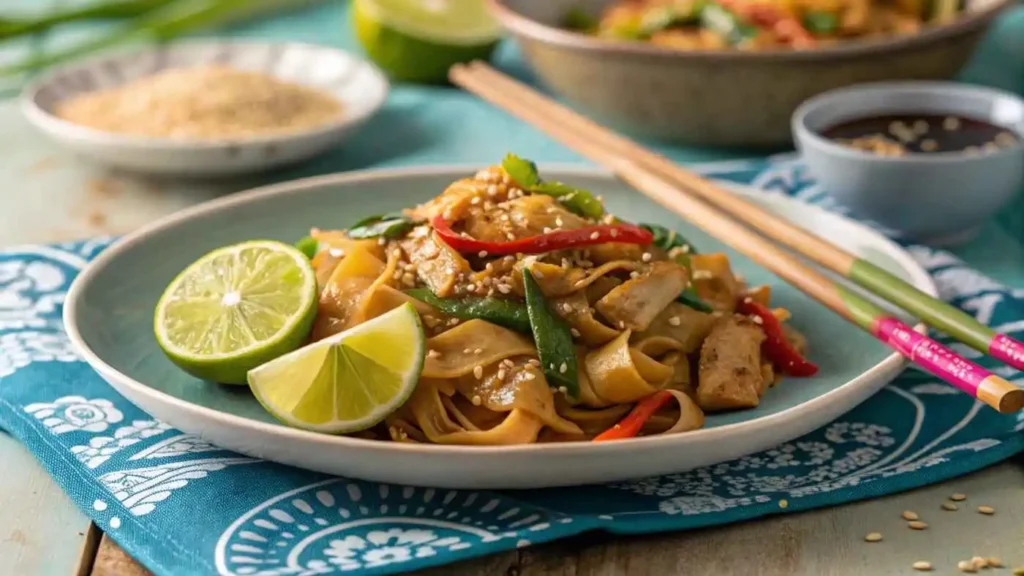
[593,391,674,442]
[430,215,654,256]
[736,297,819,377]
[716,0,816,46]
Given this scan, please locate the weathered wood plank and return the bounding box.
[0,433,89,576]
[92,534,153,576]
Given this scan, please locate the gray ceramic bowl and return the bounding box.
[792,81,1024,246]
[491,0,1013,147]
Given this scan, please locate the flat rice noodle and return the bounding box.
[661,352,695,399]
[311,247,395,340]
[596,261,688,331]
[551,291,620,346]
[574,348,613,409]
[555,401,632,436]
[407,177,483,222]
[587,242,645,264]
[405,380,547,445]
[421,320,536,379]
[400,231,470,297]
[584,276,621,303]
[362,284,437,321]
[631,335,685,357]
[515,260,640,299]
[453,360,582,435]
[632,302,717,353]
[311,230,386,259]
[639,390,704,436]
[463,195,589,244]
[584,331,673,404]
[692,253,739,313]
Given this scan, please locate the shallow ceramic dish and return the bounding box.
[21,40,388,176]
[491,0,1012,147]
[63,166,936,489]
[793,81,1024,246]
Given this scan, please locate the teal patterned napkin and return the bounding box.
[1,158,1022,576]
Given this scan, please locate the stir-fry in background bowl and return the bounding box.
[490,0,1014,147]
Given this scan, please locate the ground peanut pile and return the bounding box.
[56,65,343,139]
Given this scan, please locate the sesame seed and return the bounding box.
[610,229,618,238]
[971,557,988,570]
[466,283,476,292]
[641,252,652,262]
[958,560,977,573]
[528,359,541,367]
[995,131,1017,147]
[977,505,995,515]
[497,368,507,380]
[618,321,626,329]
[559,362,568,374]
[402,273,415,286]
[988,558,1003,568]
[329,247,345,258]
[864,532,883,542]
[470,196,481,205]
[533,269,544,279]
[589,231,600,240]
[943,116,961,131]
[941,502,958,511]
[497,284,511,294]
[951,493,967,501]
[668,316,681,327]
[506,232,516,240]
[751,315,764,325]
[549,363,555,370]
[487,184,498,195]
[913,119,929,134]
[543,227,552,234]
[920,139,938,152]
[473,366,483,379]
[555,217,564,226]
[778,499,788,509]
[570,328,581,338]
[629,271,640,279]
[557,386,568,394]
[912,561,932,571]
[463,348,473,354]
[448,318,460,326]
[473,348,483,355]
[478,250,488,258]
[377,237,387,246]
[427,349,441,359]
[908,520,928,530]
[471,395,482,406]
[523,372,536,380]
[392,270,404,281]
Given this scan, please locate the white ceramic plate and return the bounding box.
[21,40,389,176]
[63,166,936,489]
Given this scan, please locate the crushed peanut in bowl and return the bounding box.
[54,65,344,140]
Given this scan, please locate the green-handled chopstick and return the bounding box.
[459,62,1024,377]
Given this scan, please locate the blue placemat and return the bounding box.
[1,157,1023,576]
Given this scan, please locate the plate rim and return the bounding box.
[63,164,937,458]
[19,39,390,150]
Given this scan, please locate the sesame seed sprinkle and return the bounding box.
[958,560,977,573]
[668,316,681,327]
[908,520,928,530]
[912,561,932,571]
[950,493,967,501]
[522,372,536,380]
[864,532,883,542]
[473,366,483,379]
[977,505,995,515]
[590,231,600,240]
[471,395,482,406]
[941,502,958,511]
[559,362,567,374]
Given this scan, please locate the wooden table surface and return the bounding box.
[2,102,1023,576]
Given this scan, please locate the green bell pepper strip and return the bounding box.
[523,269,580,399]
[405,289,532,334]
[802,11,838,34]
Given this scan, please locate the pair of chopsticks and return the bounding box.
[449,61,1024,415]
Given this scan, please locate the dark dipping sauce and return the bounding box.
[822,113,1020,156]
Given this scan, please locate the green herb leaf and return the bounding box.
[294,236,319,259]
[347,213,418,240]
[640,224,698,254]
[802,10,838,34]
[523,269,579,400]
[562,6,598,31]
[700,2,758,45]
[501,153,540,188]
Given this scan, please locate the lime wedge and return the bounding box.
[247,303,425,434]
[353,0,501,83]
[154,240,318,385]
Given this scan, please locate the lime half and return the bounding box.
[353,0,501,83]
[247,303,425,434]
[154,240,318,385]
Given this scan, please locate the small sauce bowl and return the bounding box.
[792,82,1024,246]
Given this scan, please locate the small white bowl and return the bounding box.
[21,40,389,177]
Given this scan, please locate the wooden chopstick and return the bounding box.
[460,62,1024,377]
[449,62,1024,414]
